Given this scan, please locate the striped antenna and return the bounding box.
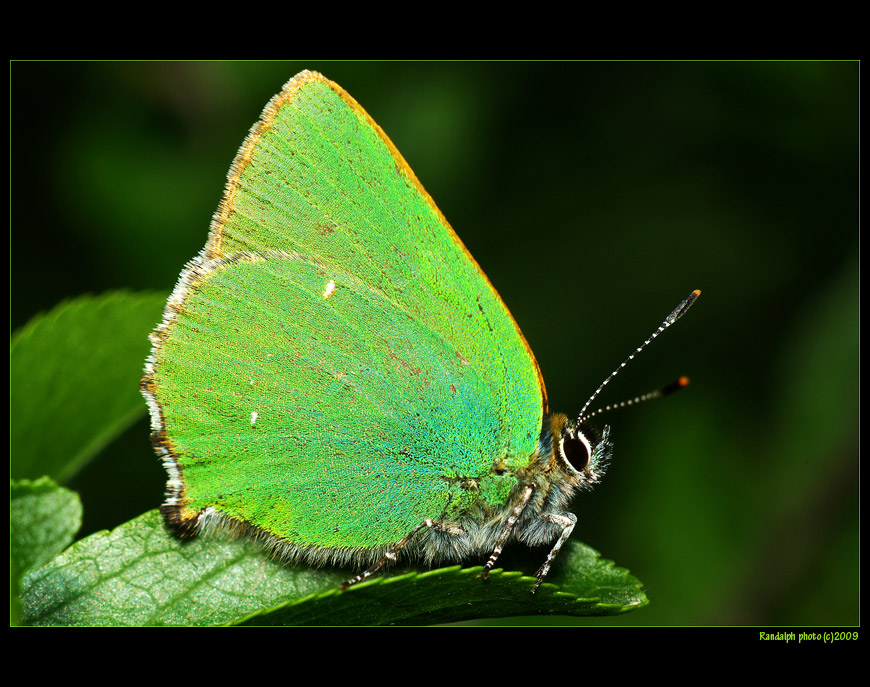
[579,376,690,425]
[576,289,700,423]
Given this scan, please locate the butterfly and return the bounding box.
[141,71,698,592]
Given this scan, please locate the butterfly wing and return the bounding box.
[144,71,545,560]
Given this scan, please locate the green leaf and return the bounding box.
[10,477,83,625]
[13,290,648,625]
[21,510,647,626]
[11,291,167,483]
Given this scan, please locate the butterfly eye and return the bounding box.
[559,429,592,473]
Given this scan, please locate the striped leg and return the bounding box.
[530,512,577,593]
[340,519,436,591]
[481,485,534,579]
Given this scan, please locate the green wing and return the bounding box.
[146,71,544,553]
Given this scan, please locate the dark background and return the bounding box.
[11,61,858,625]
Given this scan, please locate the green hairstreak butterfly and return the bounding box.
[141,70,699,592]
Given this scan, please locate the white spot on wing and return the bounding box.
[322,279,337,299]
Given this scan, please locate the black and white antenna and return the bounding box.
[577,289,700,425]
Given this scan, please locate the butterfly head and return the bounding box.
[544,413,613,490]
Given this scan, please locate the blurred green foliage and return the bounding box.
[11,60,857,625]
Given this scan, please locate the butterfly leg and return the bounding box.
[481,485,534,580]
[530,511,577,593]
[340,519,439,590]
